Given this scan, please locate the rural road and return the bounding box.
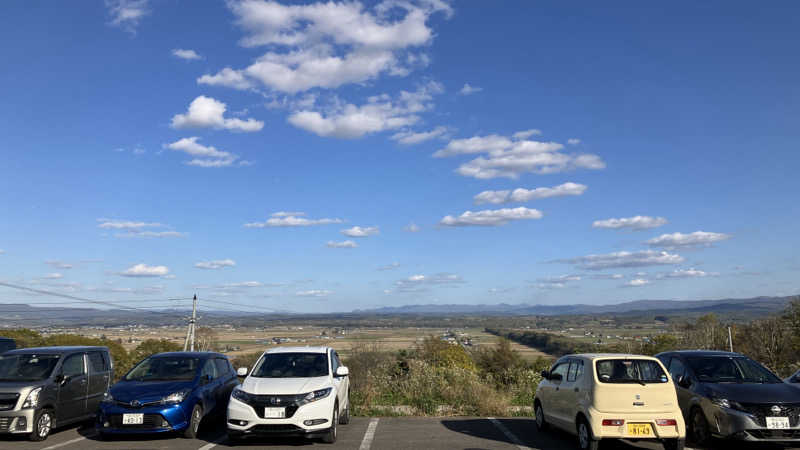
[1,417,796,450]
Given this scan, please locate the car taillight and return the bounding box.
[602,419,624,426]
[656,419,677,426]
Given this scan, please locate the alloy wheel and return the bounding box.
[578,422,589,449]
[38,412,51,438]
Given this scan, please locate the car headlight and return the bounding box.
[711,397,744,411]
[21,387,42,409]
[297,388,332,406]
[231,387,250,402]
[101,392,114,404]
[161,389,190,405]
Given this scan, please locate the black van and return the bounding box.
[0,346,113,441]
[0,338,15,354]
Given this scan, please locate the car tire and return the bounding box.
[534,401,547,431]
[663,438,685,450]
[29,409,54,442]
[339,394,351,425]
[183,404,203,439]
[576,417,599,450]
[322,403,338,444]
[689,407,710,446]
[227,430,242,443]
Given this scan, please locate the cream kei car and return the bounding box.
[535,354,686,450]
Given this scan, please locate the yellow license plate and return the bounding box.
[627,423,652,436]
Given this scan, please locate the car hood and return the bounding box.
[0,381,46,392]
[110,380,194,403]
[241,376,330,395]
[706,382,800,404]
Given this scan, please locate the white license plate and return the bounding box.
[766,417,790,429]
[264,407,286,418]
[122,413,143,425]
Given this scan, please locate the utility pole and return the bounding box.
[728,326,733,353]
[183,295,198,351]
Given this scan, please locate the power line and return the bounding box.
[201,297,293,314]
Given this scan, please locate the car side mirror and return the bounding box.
[201,374,212,385]
[237,367,248,377]
[550,373,563,382]
[541,370,550,380]
[677,375,692,388]
[335,366,349,377]
[55,374,69,386]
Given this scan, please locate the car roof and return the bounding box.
[3,346,108,355]
[150,351,225,359]
[565,353,661,361]
[657,350,744,357]
[265,346,329,354]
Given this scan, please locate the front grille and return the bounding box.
[746,429,800,440]
[243,394,300,419]
[740,403,800,427]
[108,414,165,429]
[250,424,304,434]
[0,417,11,432]
[113,399,161,408]
[0,393,19,411]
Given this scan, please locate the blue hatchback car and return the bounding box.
[96,352,239,439]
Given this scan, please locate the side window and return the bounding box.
[200,359,217,379]
[62,354,86,377]
[568,360,584,382]
[330,351,339,373]
[550,362,569,381]
[667,357,686,381]
[88,352,107,373]
[214,358,229,378]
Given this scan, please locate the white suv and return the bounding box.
[227,346,350,443]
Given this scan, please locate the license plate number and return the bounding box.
[627,423,652,436]
[122,413,143,425]
[766,417,790,429]
[264,407,286,418]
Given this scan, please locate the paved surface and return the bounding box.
[1,417,798,450]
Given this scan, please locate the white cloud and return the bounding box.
[459,83,482,95]
[537,274,581,289]
[97,219,185,238]
[341,226,379,237]
[197,68,254,90]
[474,182,587,205]
[296,289,332,297]
[327,240,358,248]
[567,138,581,145]
[288,82,441,138]
[394,272,463,292]
[404,223,421,232]
[105,0,149,34]
[222,281,263,288]
[199,0,452,94]
[658,268,719,279]
[172,48,202,60]
[646,231,732,249]
[512,129,542,140]
[390,126,448,145]
[43,273,64,280]
[378,262,401,271]
[435,132,605,179]
[439,207,543,227]
[591,273,625,280]
[557,250,684,270]
[245,212,344,228]
[121,230,185,238]
[120,263,169,277]
[171,96,263,132]
[624,278,650,287]
[97,219,162,230]
[45,260,73,269]
[0,249,4,254]
[593,216,668,231]
[164,137,249,168]
[194,259,236,270]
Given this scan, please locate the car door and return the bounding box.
[544,361,571,428]
[86,351,110,413]
[667,356,692,414]
[57,352,89,423]
[198,358,219,414]
[561,359,585,423]
[331,350,348,409]
[213,358,237,413]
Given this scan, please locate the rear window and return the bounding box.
[596,359,668,384]
[686,356,782,384]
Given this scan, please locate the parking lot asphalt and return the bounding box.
[1,416,798,450]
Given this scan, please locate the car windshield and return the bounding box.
[251,353,328,378]
[0,354,60,381]
[124,356,199,382]
[686,356,782,383]
[596,359,668,384]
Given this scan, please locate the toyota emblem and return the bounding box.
[131,400,141,408]
[771,405,782,415]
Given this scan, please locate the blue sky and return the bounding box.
[1,0,798,313]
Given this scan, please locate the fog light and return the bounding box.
[602,419,624,426]
[228,419,248,426]
[304,419,328,426]
[104,421,110,428]
[16,417,27,430]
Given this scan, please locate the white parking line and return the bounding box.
[40,436,87,450]
[488,417,532,450]
[359,418,379,450]
[198,434,227,450]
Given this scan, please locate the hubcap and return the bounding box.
[536,407,543,426]
[38,413,51,437]
[579,423,589,448]
[333,409,337,437]
[193,409,200,432]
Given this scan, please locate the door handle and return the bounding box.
[574,388,579,392]
[555,387,559,391]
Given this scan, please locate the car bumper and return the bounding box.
[701,402,800,442]
[587,407,686,440]
[226,394,334,438]
[0,409,35,434]
[96,402,192,434]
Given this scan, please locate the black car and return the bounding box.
[0,338,15,355]
[656,350,800,444]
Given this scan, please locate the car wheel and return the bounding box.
[534,401,547,431]
[29,409,53,442]
[227,430,242,443]
[322,403,338,444]
[339,394,351,425]
[663,438,685,450]
[576,417,599,450]
[183,404,202,439]
[689,407,710,446]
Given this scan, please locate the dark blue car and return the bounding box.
[96,352,239,439]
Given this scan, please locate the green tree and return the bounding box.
[1,329,45,348]
[130,339,181,364]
